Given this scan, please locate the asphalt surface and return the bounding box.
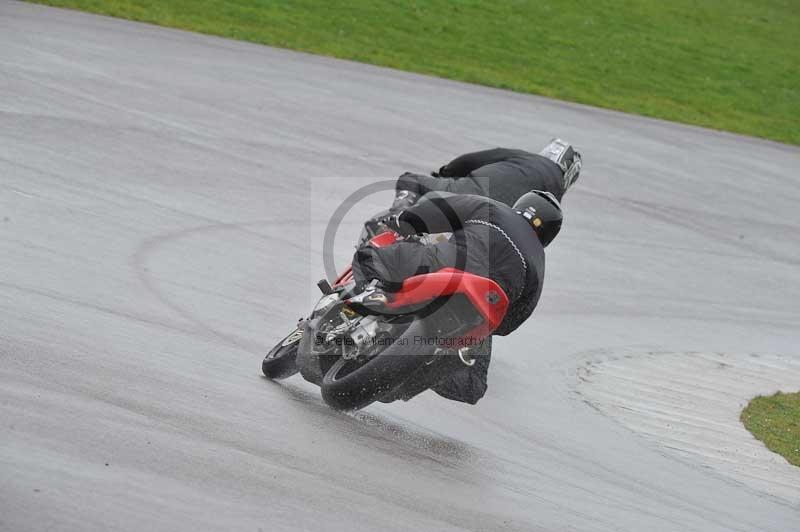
[2,2,799,531]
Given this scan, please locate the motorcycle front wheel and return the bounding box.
[262,326,303,380]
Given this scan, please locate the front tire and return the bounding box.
[262,327,303,380]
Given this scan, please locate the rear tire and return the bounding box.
[262,327,302,380]
[321,319,432,411]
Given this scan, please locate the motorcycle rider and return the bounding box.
[351,189,563,404]
[264,139,580,401]
[390,138,581,212]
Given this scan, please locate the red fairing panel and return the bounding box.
[387,268,509,337]
[368,231,399,248]
[332,268,354,288]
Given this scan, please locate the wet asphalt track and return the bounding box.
[2,2,800,531]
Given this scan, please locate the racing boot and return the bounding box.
[390,189,420,213]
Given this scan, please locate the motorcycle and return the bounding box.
[262,226,509,411]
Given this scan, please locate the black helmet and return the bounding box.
[512,190,563,247]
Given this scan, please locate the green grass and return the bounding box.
[29,0,800,145]
[741,391,800,467]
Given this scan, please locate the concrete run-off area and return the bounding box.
[577,350,800,503]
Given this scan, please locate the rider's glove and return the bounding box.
[378,212,416,237]
[379,212,402,233]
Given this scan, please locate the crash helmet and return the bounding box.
[512,190,563,247]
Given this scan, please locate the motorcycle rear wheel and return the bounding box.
[321,318,433,411]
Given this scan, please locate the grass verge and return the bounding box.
[28,0,800,145]
[741,391,800,467]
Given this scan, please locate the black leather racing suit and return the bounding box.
[396,147,568,206]
[351,192,546,404]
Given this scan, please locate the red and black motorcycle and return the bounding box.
[262,230,508,411]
